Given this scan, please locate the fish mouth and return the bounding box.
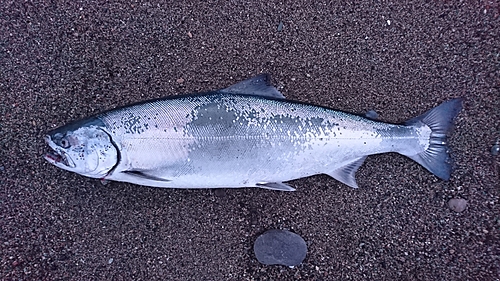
[44,136,76,168]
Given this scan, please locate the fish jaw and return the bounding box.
[44,135,77,169]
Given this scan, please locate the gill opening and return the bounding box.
[101,129,122,178]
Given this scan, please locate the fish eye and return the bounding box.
[60,138,70,148]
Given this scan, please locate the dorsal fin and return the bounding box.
[220,74,285,99]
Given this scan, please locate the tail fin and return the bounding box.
[405,98,463,180]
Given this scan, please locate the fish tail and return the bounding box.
[404,98,463,180]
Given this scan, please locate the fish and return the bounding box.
[44,74,463,191]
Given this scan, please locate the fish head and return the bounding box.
[44,118,118,179]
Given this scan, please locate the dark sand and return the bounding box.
[1,1,499,280]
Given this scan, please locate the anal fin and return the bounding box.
[256,182,296,191]
[327,156,367,188]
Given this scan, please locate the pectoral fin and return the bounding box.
[256,182,296,191]
[123,170,171,182]
[327,156,367,188]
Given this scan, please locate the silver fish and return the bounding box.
[44,74,463,191]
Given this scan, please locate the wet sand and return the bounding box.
[1,1,499,280]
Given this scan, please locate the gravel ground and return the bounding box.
[1,1,499,280]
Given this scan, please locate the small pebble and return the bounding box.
[176,78,185,84]
[448,198,467,212]
[277,22,284,32]
[491,143,499,156]
[254,229,307,267]
[108,258,114,264]
[214,188,226,197]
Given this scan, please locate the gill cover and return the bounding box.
[45,122,118,179]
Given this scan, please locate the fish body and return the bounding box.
[45,75,463,190]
